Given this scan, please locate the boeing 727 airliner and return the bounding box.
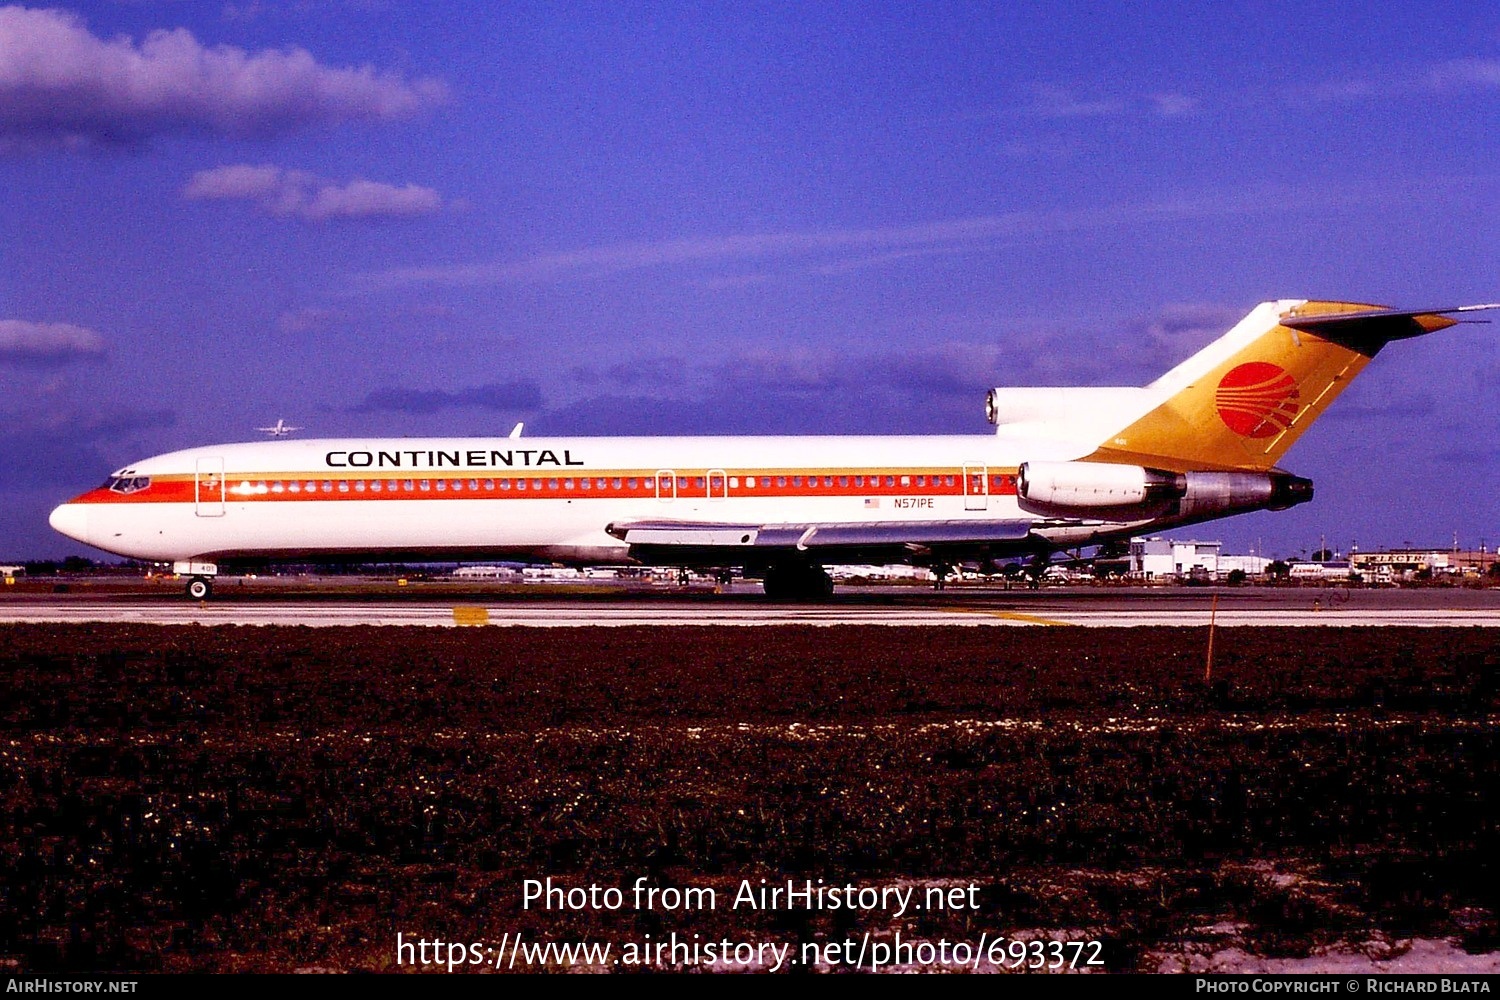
[48,299,1495,599]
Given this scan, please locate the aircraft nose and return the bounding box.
[48,503,89,544]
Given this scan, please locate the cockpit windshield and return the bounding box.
[103,475,151,494]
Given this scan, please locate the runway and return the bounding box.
[2,599,1497,627]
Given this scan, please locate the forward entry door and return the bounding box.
[195,457,225,517]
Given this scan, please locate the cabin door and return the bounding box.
[656,469,676,503]
[195,457,225,517]
[707,469,728,502]
[963,462,988,511]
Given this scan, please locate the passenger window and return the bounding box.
[484,480,494,490]
[500,479,511,490]
[581,478,592,490]
[900,476,910,487]
[853,476,864,488]
[745,477,756,488]
[628,478,638,489]
[729,477,739,489]
[337,481,349,493]
[548,479,559,490]
[564,479,575,490]
[777,477,787,488]
[436,480,447,491]
[354,481,366,492]
[916,476,926,487]
[643,478,654,490]
[612,478,623,489]
[792,476,802,487]
[695,477,706,489]
[419,480,430,491]
[838,476,848,488]
[289,482,301,493]
[945,475,955,487]
[517,479,527,491]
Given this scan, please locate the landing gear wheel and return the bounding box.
[762,564,834,602]
[186,576,213,600]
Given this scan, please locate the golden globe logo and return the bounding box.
[1215,362,1300,438]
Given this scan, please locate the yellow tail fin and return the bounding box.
[1085,299,1484,472]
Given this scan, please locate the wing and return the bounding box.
[606,518,1036,565]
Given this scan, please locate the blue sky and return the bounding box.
[2,1,1496,559]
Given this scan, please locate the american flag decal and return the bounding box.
[864,498,880,508]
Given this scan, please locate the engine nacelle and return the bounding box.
[1017,461,1185,519]
[1017,461,1313,520]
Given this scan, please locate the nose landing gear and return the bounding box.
[185,576,213,600]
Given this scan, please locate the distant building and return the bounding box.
[1347,548,1486,582]
[1129,537,1222,580]
[1218,555,1271,577]
[1288,560,1353,583]
[452,565,517,578]
[830,564,934,581]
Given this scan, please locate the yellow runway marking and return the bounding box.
[947,607,1075,626]
[452,606,490,626]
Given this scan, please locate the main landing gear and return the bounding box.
[762,562,834,601]
[185,576,213,600]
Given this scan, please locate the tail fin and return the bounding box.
[1083,300,1495,472]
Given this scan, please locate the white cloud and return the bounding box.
[1025,84,1126,119]
[276,307,347,334]
[1149,92,1198,118]
[1425,58,1500,92]
[185,163,444,221]
[0,320,106,364]
[364,186,1347,290]
[0,5,446,153]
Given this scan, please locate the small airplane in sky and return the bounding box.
[49,299,1497,600]
[256,420,301,438]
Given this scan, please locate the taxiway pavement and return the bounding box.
[1,598,1496,627]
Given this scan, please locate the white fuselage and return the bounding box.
[49,433,1137,566]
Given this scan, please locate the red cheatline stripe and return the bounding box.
[71,469,1022,504]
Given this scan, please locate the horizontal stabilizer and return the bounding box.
[1280,303,1499,346]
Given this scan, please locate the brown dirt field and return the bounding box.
[0,624,1497,972]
